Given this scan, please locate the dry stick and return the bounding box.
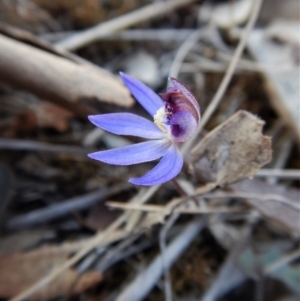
[55,0,199,51]
[159,213,179,301]
[184,0,264,155]
[107,202,247,215]
[108,190,300,213]
[42,29,197,42]
[0,138,90,154]
[168,30,204,79]
[256,169,300,179]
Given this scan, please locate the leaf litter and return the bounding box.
[0,0,299,300]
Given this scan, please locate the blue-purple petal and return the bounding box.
[168,111,198,143]
[129,145,183,186]
[88,140,170,166]
[88,113,165,139]
[169,77,201,121]
[120,72,164,116]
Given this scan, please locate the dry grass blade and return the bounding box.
[0,138,89,154]
[107,202,246,215]
[257,169,300,179]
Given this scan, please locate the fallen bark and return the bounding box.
[0,33,133,117]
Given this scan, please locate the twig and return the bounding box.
[107,202,246,215]
[55,0,199,51]
[216,51,294,74]
[160,213,180,301]
[203,191,300,211]
[0,138,90,154]
[180,59,284,74]
[41,29,197,42]
[256,169,300,179]
[108,190,300,213]
[6,184,130,230]
[182,0,264,154]
[115,218,206,301]
[168,30,204,79]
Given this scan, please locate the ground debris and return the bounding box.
[0,1,299,300]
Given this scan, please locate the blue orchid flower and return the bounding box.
[88,72,201,186]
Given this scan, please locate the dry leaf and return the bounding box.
[192,110,272,186]
[231,179,300,235]
[0,247,102,300]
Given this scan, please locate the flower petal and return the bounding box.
[168,111,198,143]
[88,140,170,165]
[88,113,165,139]
[168,77,201,121]
[129,145,183,186]
[120,72,164,116]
